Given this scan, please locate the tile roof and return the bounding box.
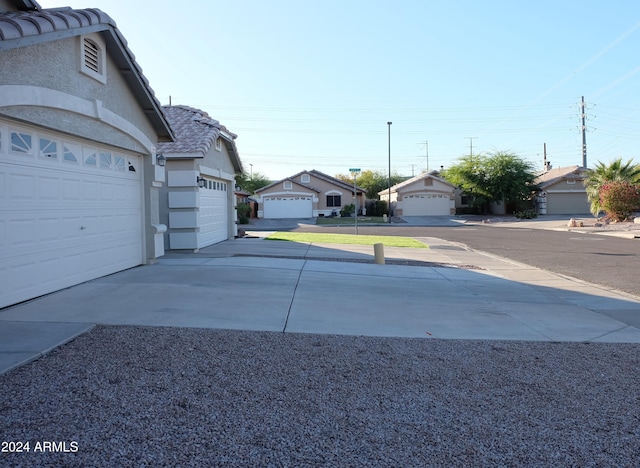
[0,5,174,141]
[255,169,365,194]
[157,105,221,155]
[158,105,243,173]
[535,166,588,188]
[382,171,455,194]
[0,7,112,40]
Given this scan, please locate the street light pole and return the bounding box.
[387,121,392,223]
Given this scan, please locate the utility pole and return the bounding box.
[465,137,477,157]
[418,140,429,171]
[580,96,587,168]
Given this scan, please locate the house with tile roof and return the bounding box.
[157,105,243,250]
[0,0,174,308]
[378,171,456,216]
[255,169,365,218]
[534,165,590,215]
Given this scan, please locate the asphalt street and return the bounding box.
[276,223,640,297]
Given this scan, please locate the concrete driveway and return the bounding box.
[2,233,640,374]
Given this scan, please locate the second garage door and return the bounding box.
[263,196,313,219]
[198,178,229,248]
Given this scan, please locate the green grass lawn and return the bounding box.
[265,232,428,248]
[315,216,386,225]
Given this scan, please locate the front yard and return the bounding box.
[315,216,386,225]
[265,232,428,248]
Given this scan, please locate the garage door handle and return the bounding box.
[80,226,86,230]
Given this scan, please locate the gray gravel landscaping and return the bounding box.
[2,325,640,467]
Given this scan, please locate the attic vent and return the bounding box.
[84,39,100,73]
[80,35,106,83]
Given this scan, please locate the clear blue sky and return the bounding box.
[47,1,640,180]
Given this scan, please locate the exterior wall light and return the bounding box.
[196,176,207,188]
[156,153,166,166]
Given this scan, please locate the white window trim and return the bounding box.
[80,34,107,84]
[283,181,293,190]
[301,174,310,183]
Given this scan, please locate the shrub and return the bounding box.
[514,208,538,219]
[365,200,388,216]
[340,204,355,217]
[236,203,251,224]
[599,181,640,221]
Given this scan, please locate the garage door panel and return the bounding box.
[264,196,312,218]
[198,183,228,248]
[0,125,144,309]
[401,194,451,216]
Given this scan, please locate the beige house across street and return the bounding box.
[255,170,365,219]
[535,166,591,215]
[379,172,456,216]
[0,0,175,308]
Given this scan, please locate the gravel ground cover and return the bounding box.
[2,326,640,467]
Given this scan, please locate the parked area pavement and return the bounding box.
[3,223,640,465]
[2,228,640,375]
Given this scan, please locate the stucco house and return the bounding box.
[0,1,174,308]
[379,172,456,216]
[535,166,590,215]
[157,105,243,251]
[255,169,365,219]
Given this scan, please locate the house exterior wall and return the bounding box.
[256,172,365,218]
[0,35,165,264]
[0,34,157,154]
[159,148,238,250]
[381,176,455,216]
[541,180,590,215]
[256,181,318,218]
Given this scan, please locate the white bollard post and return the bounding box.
[374,243,385,265]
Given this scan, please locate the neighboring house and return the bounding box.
[379,171,456,216]
[157,105,242,251]
[0,1,174,309]
[535,166,590,215]
[255,169,365,218]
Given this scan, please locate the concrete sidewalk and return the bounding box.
[2,234,640,374]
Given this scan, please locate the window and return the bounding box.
[63,143,79,163]
[283,181,293,190]
[84,149,97,166]
[80,35,106,83]
[566,180,576,185]
[100,152,112,169]
[114,155,125,171]
[301,174,310,183]
[11,131,32,154]
[215,138,222,151]
[39,138,57,159]
[327,195,341,207]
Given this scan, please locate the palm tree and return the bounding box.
[584,158,640,216]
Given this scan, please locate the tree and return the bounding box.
[584,158,640,216]
[441,151,538,214]
[599,181,640,221]
[335,169,407,199]
[235,171,272,194]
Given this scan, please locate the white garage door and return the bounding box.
[198,178,229,248]
[0,123,144,309]
[401,193,452,216]
[263,196,312,218]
